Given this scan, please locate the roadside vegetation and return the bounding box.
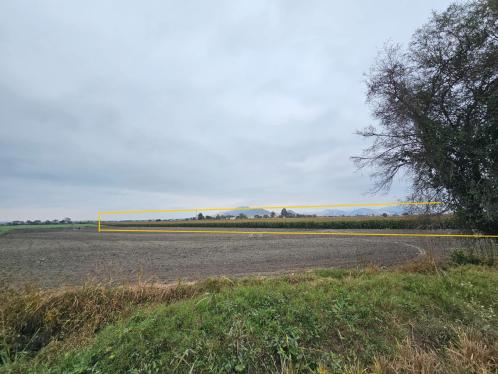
[1,243,496,373]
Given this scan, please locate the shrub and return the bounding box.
[450,241,497,266]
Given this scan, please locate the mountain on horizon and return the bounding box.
[217,206,408,218]
[221,208,272,217]
[319,206,407,216]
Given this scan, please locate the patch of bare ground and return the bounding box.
[0,228,471,288]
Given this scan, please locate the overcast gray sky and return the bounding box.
[0,0,454,221]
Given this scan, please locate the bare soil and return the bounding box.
[0,227,468,288]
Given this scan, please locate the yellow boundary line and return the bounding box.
[99,228,498,238]
[98,201,442,215]
[97,201,497,238]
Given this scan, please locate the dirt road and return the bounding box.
[0,228,467,288]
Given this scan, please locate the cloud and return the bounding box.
[0,0,453,220]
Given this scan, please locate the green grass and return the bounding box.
[0,223,95,236]
[2,263,497,373]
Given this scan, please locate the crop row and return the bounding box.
[104,216,458,230]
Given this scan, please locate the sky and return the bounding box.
[0,0,455,221]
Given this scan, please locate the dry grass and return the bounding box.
[0,277,233,365]
[370,329,497,374]
[311,329,497,374]
[395,252,440,274]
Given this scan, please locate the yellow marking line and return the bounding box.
[97,201,490,238]
[98,201,442,215]
[99,228,498,238]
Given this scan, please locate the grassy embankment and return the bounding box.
[0,224,96,236]
[103,214,458,230]
[1,245,497,373]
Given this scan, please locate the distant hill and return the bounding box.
[319,206,408,216]
[319,209,348,216]
[221,208,272,217]
[219,206,408,218]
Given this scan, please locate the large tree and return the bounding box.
[354,0,498,232]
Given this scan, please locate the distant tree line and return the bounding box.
[8,218,73,225]
[192,209,322,221]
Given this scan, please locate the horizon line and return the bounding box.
[98,201,442,216]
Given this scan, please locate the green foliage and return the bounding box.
[451,241,497,266]
[3,266,497,373]
[451,249,485,265]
